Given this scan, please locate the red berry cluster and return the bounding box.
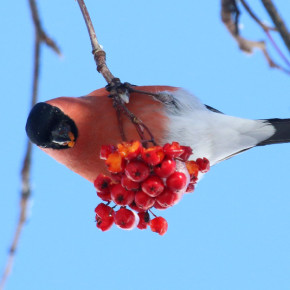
[94,141,210,235]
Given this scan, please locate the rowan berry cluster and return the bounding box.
[94,141,210,235]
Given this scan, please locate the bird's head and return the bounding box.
[26,102,78,149]
[24,89,117,182]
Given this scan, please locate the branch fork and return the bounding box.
[221,0,290,74]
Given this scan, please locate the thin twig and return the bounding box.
[114,103,127,142]
[240,0,276,32]
[221,0,289,73]
[0,1,60,289]
[148,209,157,218]
[112,95,157,147]
[240,0,290,69]
[264,30,290,68]
[0,141,33,290]
[76,0,115,83]
[29,0,61,55]
[261,0,290,52]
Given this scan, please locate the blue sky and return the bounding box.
[1,1,290,290]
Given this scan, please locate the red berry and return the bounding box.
[121,175,140,191]
[94,174,112,194]
[111,184,135,206]
[95,203,114,232]
[105,152,125,173]
[95,203,109,215]
[96,214,114,231]
[163,142,184,158]
[179,146,193,162]
[137,212,150,230]
[166,172,187,192]
[196,157,210,173]
[154,157,176,178]
[110,173,123,183]
[114,208,136,229]
[100,144,116,160]
[150,216,168,235]
[186,183,195,193]
[129,201,145,213]
[135,190,155,210]
[97,191,112,202]
[117,140,142,160]
[141,176,164,197]
[190,175,198,184]
[156,188,182,207]
[153,200,168,210]
[125,160,150,182]
[141,146,165,166]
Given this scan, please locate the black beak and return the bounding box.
[25,102,78,149]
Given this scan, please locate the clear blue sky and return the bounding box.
[1,1,290,290]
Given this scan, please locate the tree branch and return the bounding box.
[240,0,290,68]
[29,0,61,55]
[0,1,60,289]
[240,0,276,32]
[261,0,290,52]
[76,0,115,83]
[221,0,290,73]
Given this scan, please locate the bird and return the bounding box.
[25,85,290,183]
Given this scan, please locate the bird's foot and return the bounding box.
[106,78,136,104]
[105,79,156,146]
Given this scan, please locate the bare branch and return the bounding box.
[221,0,266,53]
[221,0,289,73]
[239,0,290,69]
[115,106,127,142]
[29,0,61,55]
[0,1,60,289]
[261,0,290,52]
[76,0,115,83]
[264,30,290,68]
[240,0,276,32]
[221,0,240,35]
[0,142,32,290]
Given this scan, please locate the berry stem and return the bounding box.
[115,104,127,142]
[148,208,157,218]
[111,88,157,147]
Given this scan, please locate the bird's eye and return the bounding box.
[51,121,76,147]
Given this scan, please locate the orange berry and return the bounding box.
[105,152,125,173]
[117,140,142,160]
[185,160,199,178]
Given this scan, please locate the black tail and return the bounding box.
[257,118,290,146]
